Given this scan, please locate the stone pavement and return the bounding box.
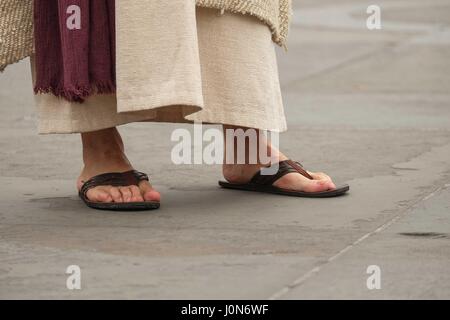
[0,0,449,299]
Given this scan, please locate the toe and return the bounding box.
[310,172,331,181]
[119,186,132,203]
[139,181,161,202]
[109,187,123,203]
[302,179,335,193]
[86,187,113,203]
[130,185,144,202]
[144,190,161,202]
[310,172,336,189]
[274,172,335,193]
[95,189,113,203]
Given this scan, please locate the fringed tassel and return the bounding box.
[34,81,116,103]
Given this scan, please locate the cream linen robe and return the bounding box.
[35,2,287,134]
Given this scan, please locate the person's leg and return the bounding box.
[222,125,336,193]
[77,127,161,203]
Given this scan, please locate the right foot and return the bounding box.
[77,128,161,203]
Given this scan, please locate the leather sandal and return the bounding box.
[219,160,349,198]
[79,170,160,211]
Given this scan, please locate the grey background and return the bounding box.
[0,0,449,299]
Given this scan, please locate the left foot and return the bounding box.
[222,126,337,193]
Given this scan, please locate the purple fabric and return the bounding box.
[34,0,116,103]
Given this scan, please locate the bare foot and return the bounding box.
[77,127,161,203]
[222,125,336,193]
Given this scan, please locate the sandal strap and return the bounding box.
[285,159,314,180]
[79,170,149,198]
[250,160,314,186]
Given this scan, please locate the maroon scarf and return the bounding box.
[34,0,116,103]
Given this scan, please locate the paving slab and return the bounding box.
[280,187,450,300]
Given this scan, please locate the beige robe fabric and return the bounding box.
[35,4,287,134]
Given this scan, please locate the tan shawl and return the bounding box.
[197,0,292,47]
[0,0,291,71]
[0,0,33,71]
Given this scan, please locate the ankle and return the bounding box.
[81,128,123,158]
[81,127,124,151]
[222,125,286,167]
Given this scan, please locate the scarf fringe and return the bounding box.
[34,81,116,103]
